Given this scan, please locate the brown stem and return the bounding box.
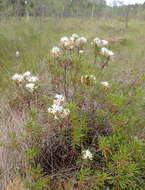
[63,64,68,100]
[101,59,109,70]
[94,54,97,64]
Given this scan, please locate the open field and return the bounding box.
[1,18,145,90]
[0,17,145,189]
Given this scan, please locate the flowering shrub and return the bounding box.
[2,32,144,190]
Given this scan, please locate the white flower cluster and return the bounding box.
[60,36,74,50]
[75,36,87,47]
[100,47,114,58]
[93,37,114,59]
[50,46,61,58]
[50,34,87,58]
[81,74,96,85]
[48,94,70,119]
[12,73,23,83]
[93,37,108,47]
[60,34,87,50]
[12,71,38,93]
[82,149,93,160]
[100,81,109,87]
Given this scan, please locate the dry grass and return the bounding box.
[5,177,26,190]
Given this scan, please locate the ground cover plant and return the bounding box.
[0,18,145,190]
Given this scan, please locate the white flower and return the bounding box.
[24,0,27,5]
[23,71,31,79]
[60,35,81,49]
[82,149,93,160]
[101,81,109,87]
[16,51,20,57]
[48,104,63,120]
[54,94,65,105]
[25,83,37,93]
[60,37,70,48]
[75,37,87,47]
[12,73,23,82]
[79,50,84,54]
[101,47,114,58]
[101,47,108,55]
[27,76,38,83]
[50,46,61,57]
[60,36,69,43]
[55,94,64,101]
[63,40,74,50]
[48,104,63,114]
[48,104,70,119]
[80,37,87,43]
[48,94,70,119]
[93,38,108,47]
[101,40,108,46]
[50,46,61,55]
[93,37,101,42]
[108,50,114,57]
[93,37,101,46]
[70,37,75,42]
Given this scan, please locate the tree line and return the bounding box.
[0,0,107,17]
[0,0,145,21]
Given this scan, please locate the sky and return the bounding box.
[106,0,145,6]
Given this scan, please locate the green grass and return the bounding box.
[0,17,145,90]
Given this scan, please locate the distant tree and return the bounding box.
[115,0,131,29]
[87,0,106,17]
[124,5,130,29]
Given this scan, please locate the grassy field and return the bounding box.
[1,18,145,89]
[0,17,145,190]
